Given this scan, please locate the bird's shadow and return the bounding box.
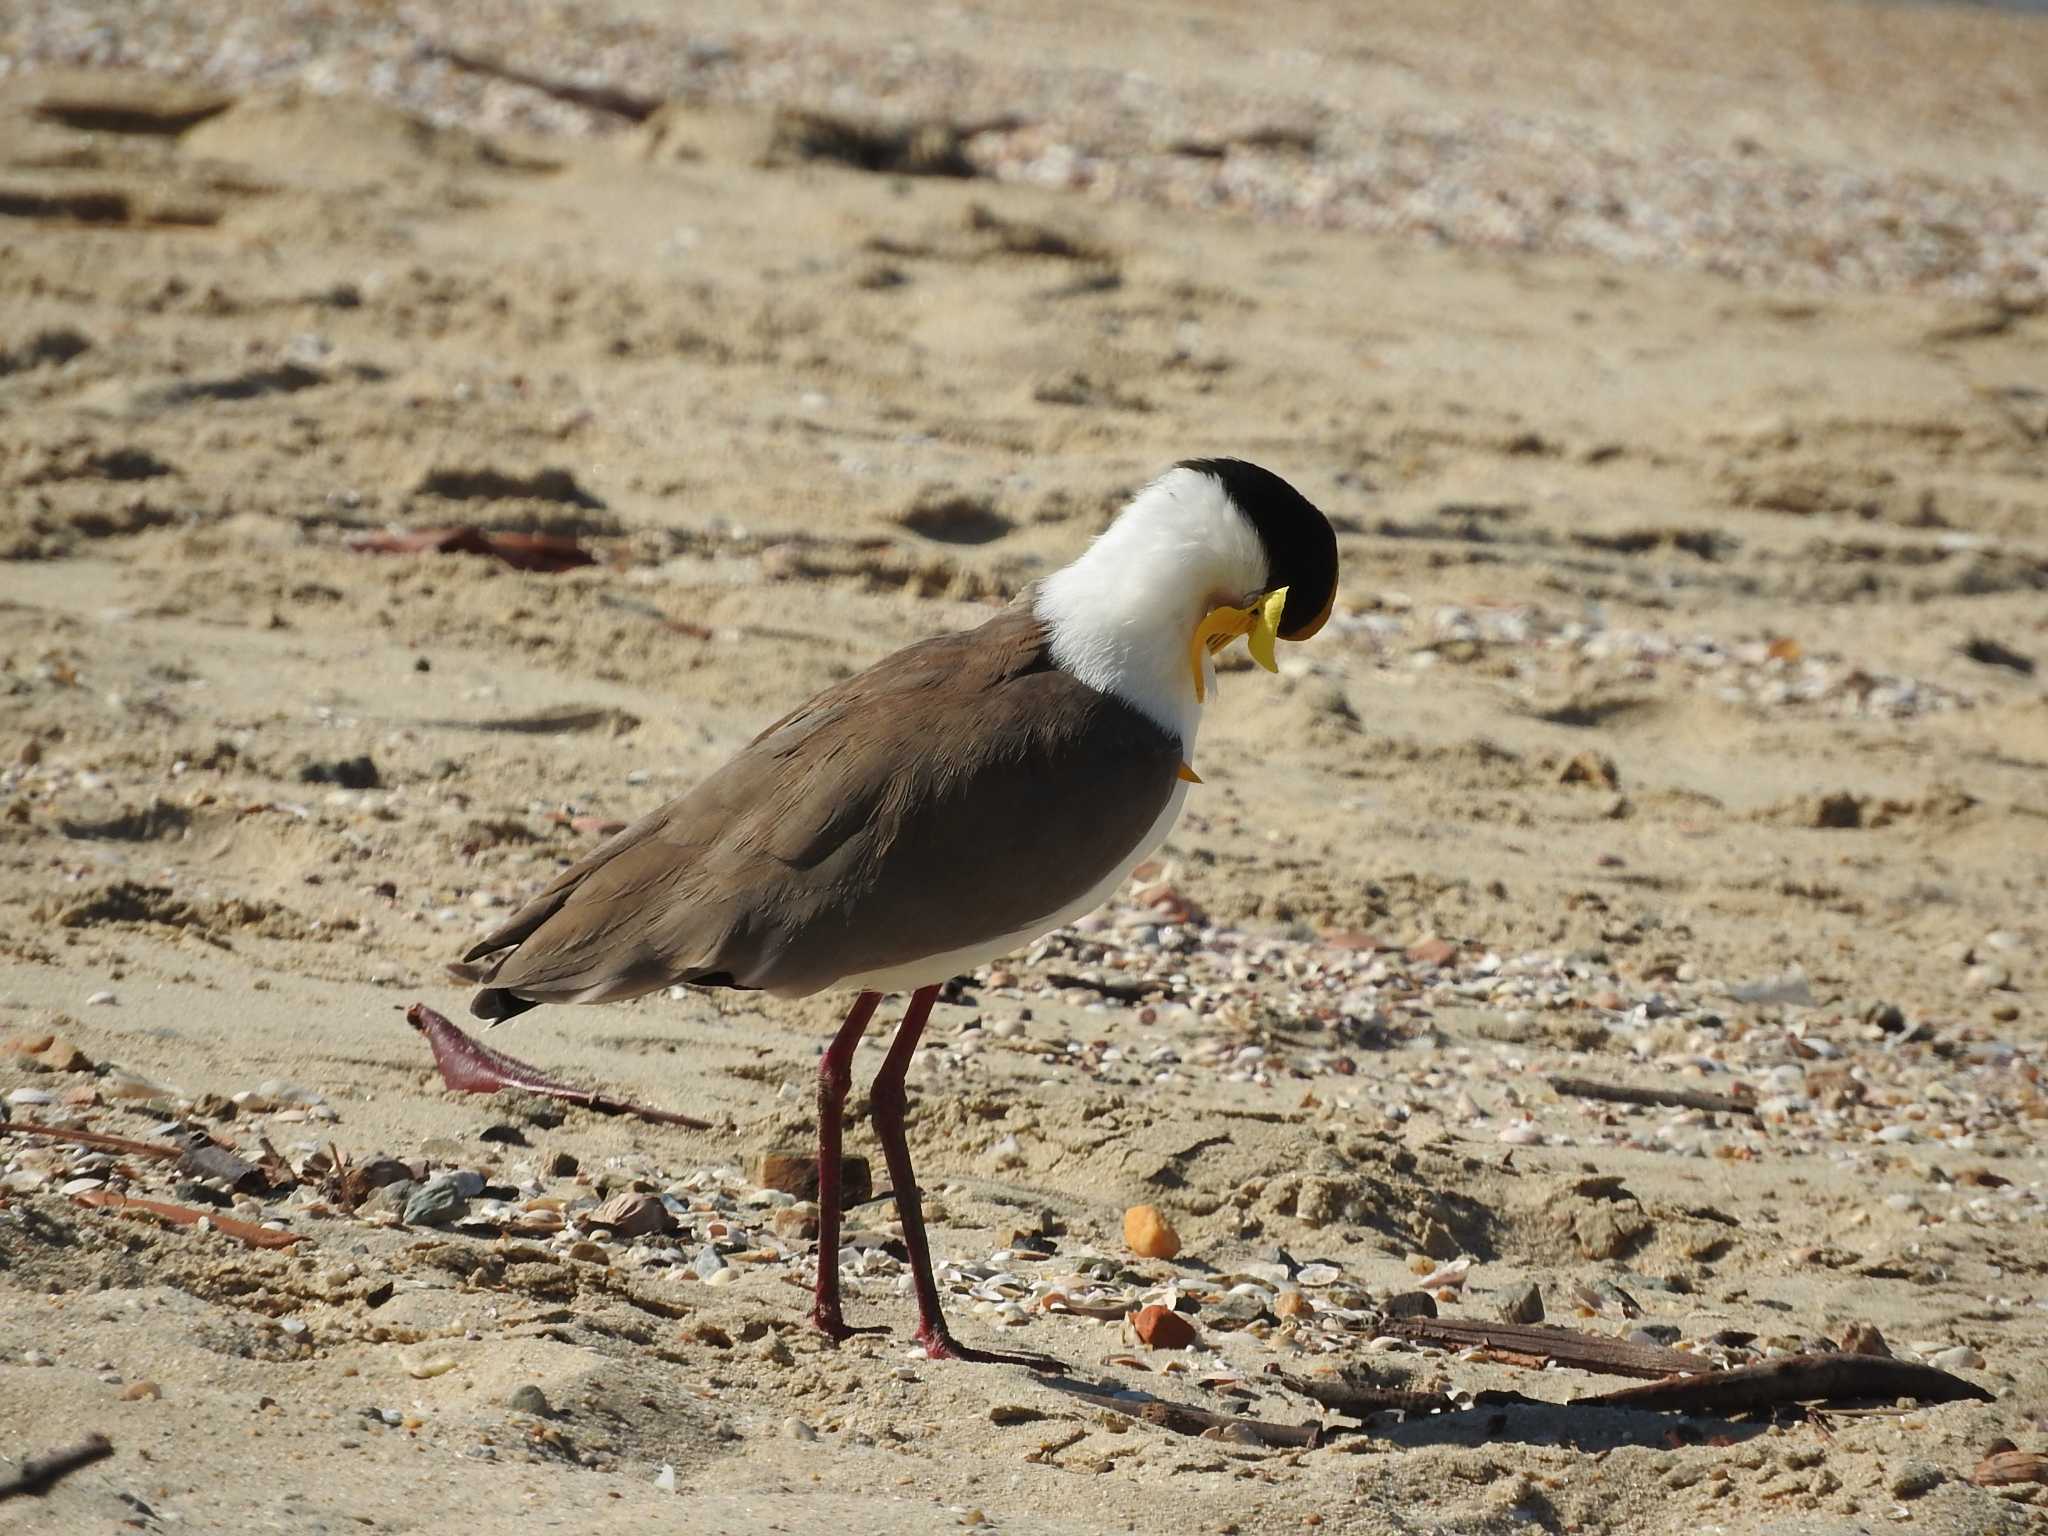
[1031,1367,1779,1456]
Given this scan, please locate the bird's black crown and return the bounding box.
[1178,457,1338,640]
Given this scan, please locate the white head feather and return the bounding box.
[1034,465,1269,750]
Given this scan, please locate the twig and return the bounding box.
[1546,1075,1757,1116]
[1040,971,1164,1004]
[1382,1317,1703,1380]
[1058,1386,1319,1448]
[406,1004,710,1129]
[72,1190,304,1249]
[416,41,664,122]
[0,1433,113,1501]
[0,1123,181,1160]
[1577,1353,1992,1413]
[1024,1426,1088,1463]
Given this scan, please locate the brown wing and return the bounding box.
[456,600,1181,1017]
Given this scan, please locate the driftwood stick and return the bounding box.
[1041,971,1163,1005]
[416,41,664,122]
[1578,1352,1993,1413]
[1382,1317,1702,1380]
[1547,1075,1757,1117]
[0,1433,114,1501]
[0,1122,181,1160]
[72,1190,304,1250]
[1059,1387,1320,1448]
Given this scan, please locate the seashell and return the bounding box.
[588,1191,676,1239]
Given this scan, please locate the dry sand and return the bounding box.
[1,2,2046,1532]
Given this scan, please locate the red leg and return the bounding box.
[812,990,882,1343]
[869,985,1064,1372]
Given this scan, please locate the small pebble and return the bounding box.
[1132,1303,1198,1350]
[1122,1204,1181,1260]
[1499,1281,1545,1325]
[1889,1462,1945,1499]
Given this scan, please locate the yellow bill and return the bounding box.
[1187,585,1292,703]
[1246,586,1289,674]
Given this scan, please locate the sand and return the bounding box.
[1,2,2046,1531]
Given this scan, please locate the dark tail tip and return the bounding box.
[471,988,541,1024]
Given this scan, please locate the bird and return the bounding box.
[451,457,1339,1366]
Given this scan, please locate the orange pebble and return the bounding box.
[1122,1203,1181,1260]
[1132,1303,1198,1350]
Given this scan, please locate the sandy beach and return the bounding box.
[2,1,2046,1531]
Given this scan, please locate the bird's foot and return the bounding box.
[916,1322,1066,1373]
[809,1304,885,1346]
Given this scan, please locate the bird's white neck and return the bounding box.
[1033,467,1269,751]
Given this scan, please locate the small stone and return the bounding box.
[119,1379,162,1401]
[1384,1290,1437,1320]
[357,1179,417,1218]
[751,1148,870,1205]
[1274,1289,1310,1319]
[507,1384,551,1415]
[1889,1462,1944,1500]
[1813,792,1864,829]
[1416,1219,1460,1261]
[988,1404,1049,1426]
[691,1246,726,1281]
[546,1150,579,1177]
[1131,1304,1198,1350]
[86,990,118,1007]
[1499,1281,1544,1324]
[770,1203,819,1240]
[1572,1204,1649,1261]
[7,1031,93,1073]
[565,1240,609,1265]
[404,1176,468,1227]
[1839,1322,1890,1356]
[1405,936,1458,968]
[784,1417,819,1442]
[1122,1204,1181,1260]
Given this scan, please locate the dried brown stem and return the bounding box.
[416,41,664,122]
[72,1190,305,1249]
[1546,1075,1757,1117]
[1041,971,1164,1005]
[1382,1317,1703,1380]
[0,1122,181,1160]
